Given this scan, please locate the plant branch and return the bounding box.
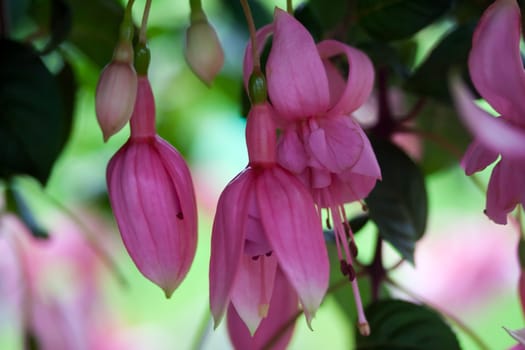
[139,0,152,44]
[240,0,260,73]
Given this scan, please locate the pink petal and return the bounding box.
[227,268,298,350]
[349,125,381,179]
[469,0,525,124]
[243,24,274,91]
[209,169,254,327]
[461,140,499,175]
[323,59,347,107]
[307,116,364,173]
[485,158,525,224]
[230,254,278,335]
[317,40,375,117]
[276,128,308,174]
[256,167,328,325]
[450,76,525,159]
[266,8,329,120]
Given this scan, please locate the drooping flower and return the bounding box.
[209,99,329,335]
[227,267,297,350]
[243,8,380,335]
[107,76,198,297]
[451,0,525,224]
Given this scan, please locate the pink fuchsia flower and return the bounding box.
[209,101,329,335]
[243,9,379,334]
[227,267,297,350]
[450,0,525,224]
[107,76,198,298]
[96,40,138,142]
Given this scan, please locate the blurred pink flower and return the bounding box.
[393,216,517,311]
[209,102,328,335]
[0,211,111,350]
[243,8,379,334]
[107,76,198,298]
[451,0,525,224]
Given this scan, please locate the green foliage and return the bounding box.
[406,22,476,102]
[416,99,471,174]
[62,0,125,66]
[355,299,461,350]
[357,0,454,41]
[40,0,72,54]
[0,39,71,185]
[366,139,428,263]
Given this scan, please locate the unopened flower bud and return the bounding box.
[95,42,138,142]
[184,19,224,86]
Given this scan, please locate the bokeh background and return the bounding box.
[0,0,522,349]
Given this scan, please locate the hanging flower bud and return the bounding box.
[95,0,138,142]
[184,17,224,86]
[107,76,198,297]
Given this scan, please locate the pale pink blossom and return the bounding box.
[451,0,525,224]
[107,76,198,297]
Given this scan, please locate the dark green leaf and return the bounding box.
[356,299,461,350]
[40,0,72,54]
[416,99,471,174]
[357,0,453,41]
[365,139,427,263]
[7,0,31,30]
[5,184,48,239]
[66,0,125,66]
[294,3,322,42]
[25,330,40,350]
[349,214,370,234]
[405,22,476,102]
[0,39,67,184]
[55,57,76,148]
[307,0,348,33]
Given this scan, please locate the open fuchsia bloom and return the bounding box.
[209,100,329,341]
[243,8,380,334]
[107,75,198,298]
[451,0,525,224]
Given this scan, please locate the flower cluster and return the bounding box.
[210,8,380,347]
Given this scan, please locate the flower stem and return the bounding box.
[385,278,491,350]
[286,0,293,14]
[139,0,152,44]
[240,0,261,73]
